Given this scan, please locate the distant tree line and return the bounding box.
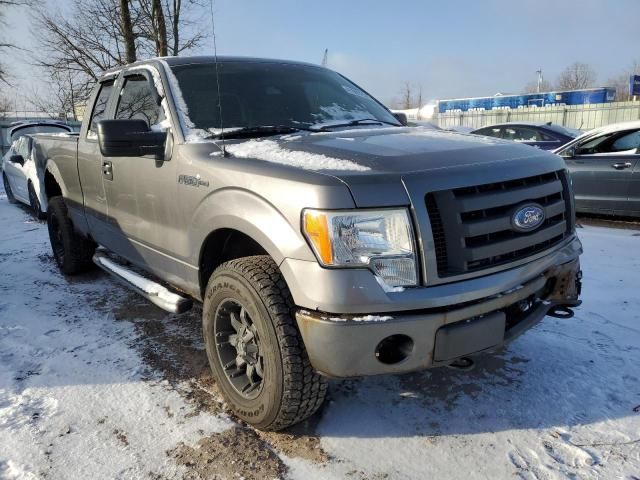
[523,61,640,101]
[394,60,640,111]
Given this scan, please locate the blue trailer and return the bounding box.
[438,87,616,113]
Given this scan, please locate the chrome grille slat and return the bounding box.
[425,170,573,278]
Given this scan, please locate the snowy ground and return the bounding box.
[1,186,639,480]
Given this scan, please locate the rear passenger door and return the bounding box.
[563,129,640,215]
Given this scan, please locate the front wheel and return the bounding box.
[203,255,327,431]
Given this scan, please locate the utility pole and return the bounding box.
[321,49,328,67]
[536,69,543,93]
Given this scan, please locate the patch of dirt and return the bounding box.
[169,427,287,480]
[257,414,329,464]
[113,428,129,447]
[105,290,329,466]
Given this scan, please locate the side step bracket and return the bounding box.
[93,251,193,314]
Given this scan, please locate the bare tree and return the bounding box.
[401,82,413,110]
[606,60,640,101]
[0,0,29,84]
[556,62,596,90]
[28,69,92,120]
[120,0,137,63]
[0,95,11,118]
[32,0,206,116]
[137,0,205,57]
[523,79,553,93]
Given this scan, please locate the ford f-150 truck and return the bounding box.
[35,56,582,431]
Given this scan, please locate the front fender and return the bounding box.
[188,187,317,267]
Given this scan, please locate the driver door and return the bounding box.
[101,71,180,271]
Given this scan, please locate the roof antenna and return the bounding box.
[209,0,226,156]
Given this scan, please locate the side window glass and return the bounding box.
[115,75,165,128]
[575,131,637,155]
[88,80,115,138]
[12,138,23,156]
[539,131,555,141]
[610,130,640,153]
[20,138,31,157]
[477,127,501,137]
[505,127,540,142]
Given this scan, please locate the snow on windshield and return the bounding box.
[158,59,212,142]
[222,139,370,172]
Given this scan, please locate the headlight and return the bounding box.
[302,208,418,288]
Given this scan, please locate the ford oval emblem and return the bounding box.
[512,203,545,232]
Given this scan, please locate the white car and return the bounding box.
[2,135,52,219]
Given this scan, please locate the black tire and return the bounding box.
[3,173,17,204]
[28,182,46,220]
[203,255,327,431]
[47,196,96,275]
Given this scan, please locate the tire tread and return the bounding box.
[212,255,328,430]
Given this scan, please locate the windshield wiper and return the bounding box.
[311,118,400,131]
[206,125,305,139]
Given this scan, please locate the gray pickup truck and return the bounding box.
[35,56,582,431]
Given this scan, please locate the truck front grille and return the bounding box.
[425,170,572,277]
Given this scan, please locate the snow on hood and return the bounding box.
[222,138,370,172]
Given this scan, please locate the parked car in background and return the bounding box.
[555,120,640,217]
[1,120,77,157]
[471,122,581,150]
[1,133,71,219]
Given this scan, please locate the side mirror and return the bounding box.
[393,112,408,126]
[97,119,167,158]
[10,154,25,166]
[561,147,576,159]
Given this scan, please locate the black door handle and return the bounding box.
[612,162,632,170]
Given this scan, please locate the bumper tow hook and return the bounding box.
[446,357,475,371]
[547,305,575,319]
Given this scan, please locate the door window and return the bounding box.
[87,80,115,138]
[576,129,640,155]
[475,127,502,138]
[503,126,544,142]
[610,130,640,153]
[16,137,31,158]
[115,75,165,128]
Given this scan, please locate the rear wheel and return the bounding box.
[2,173,17,204]
[28,182,46,220]
[203,255,327,431]
[47,196,96,275]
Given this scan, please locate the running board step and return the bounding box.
[93,251,193,314]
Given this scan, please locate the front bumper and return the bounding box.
[296,257,581,377]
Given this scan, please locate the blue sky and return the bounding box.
[4,0,640,105]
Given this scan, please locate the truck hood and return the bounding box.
[225,126,566,207]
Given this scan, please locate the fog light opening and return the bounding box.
[375,334,414,365]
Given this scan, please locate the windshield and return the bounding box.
[169,62,400,132]
[10,124,72,143]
